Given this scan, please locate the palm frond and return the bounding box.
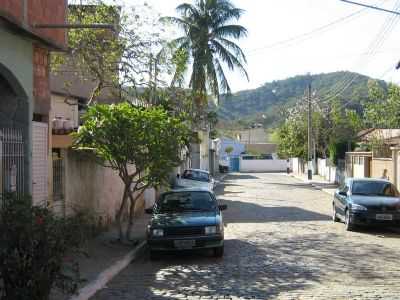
[176,3,200,18]
[214,37,247,63]
[160,16,190,31]
[211,40,249,80]
[214,58,231,96]
[213,25,248,39]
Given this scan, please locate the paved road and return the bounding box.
[91,173,400,300]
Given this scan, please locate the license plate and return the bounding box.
[174,240,195,249]
[376,214,393,221]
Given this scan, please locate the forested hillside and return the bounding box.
[217,71,387,127]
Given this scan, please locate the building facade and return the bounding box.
[0,0,67,200]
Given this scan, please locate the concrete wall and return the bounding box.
[371,158,394,183]
[50,94,79,128]
[0,27,33,194]
[240,157,287,172]
[63,150,145,225]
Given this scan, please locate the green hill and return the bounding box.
[217,71,387,127]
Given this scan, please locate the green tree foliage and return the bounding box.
[274,98,363,163]
[165,0,248,105]
[365,82,400,128]
[52,1,169,104]
[224,146,234,154]
[273,115,307,159]
[73,103,191,241]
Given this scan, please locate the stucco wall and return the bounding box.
[64,150,144,225]
[371,158,394,183]
[50,94,79,128]
[0,26,33,194]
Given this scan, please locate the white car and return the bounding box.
[176,169,215,191]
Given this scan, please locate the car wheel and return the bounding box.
[332,203,340,222]
[345,209,355,231]
[213,246,224,258]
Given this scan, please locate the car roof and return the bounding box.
[347,177,391,184]
[184,168,210,174]
[165,187,213,193]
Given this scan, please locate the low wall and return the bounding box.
[371,158,394,183]
[240,157,287,172]
[64,150,146,226]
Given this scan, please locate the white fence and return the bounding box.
[240,156,287,172]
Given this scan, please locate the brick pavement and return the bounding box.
[91,173,400,300]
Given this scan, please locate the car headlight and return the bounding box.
[351,203,367,211]
[205,226,218,235]
[152,229,164,237]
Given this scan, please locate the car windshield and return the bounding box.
[352,181,399,197]
[182,170,210,182]
[156,191,216,213]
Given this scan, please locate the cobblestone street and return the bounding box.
[91,173,400,299]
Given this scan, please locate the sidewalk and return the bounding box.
[50,213,150,300]
[289,172,338,196]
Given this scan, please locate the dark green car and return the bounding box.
[146,188,227,258]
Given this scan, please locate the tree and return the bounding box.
[73,103,191,241]
[365,82,400,128]
[52,1,169,105]
[224,146,234,155]
[165,0,249,105]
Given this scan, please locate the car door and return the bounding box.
[335,182,350,217]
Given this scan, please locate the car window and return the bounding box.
[156,192,216,213]
[182,170,210,182]
[352,181,399,197]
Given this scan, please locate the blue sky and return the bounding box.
[127,0,400,92]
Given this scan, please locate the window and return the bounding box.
[156,192,216,213]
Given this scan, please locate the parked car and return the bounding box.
[219,157,230,173]
[146,188,227,258]
[176,169,215,190]
[333,178,400,231]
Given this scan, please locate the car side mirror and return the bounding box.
[218,204,227,211]
[338,191,347,196]
[145,208,154,214]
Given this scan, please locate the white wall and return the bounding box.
[240,157,287,172]
[50,94,79,128]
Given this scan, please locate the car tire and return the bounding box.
[345,209,355,231]
[213,246,224,258]
[332,204,340,222]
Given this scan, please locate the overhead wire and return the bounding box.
[316,0,400,106]
[245,7,368,56]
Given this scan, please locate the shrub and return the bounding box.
[0,194,85,300]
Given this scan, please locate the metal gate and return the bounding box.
[229,156,240,172]
[0,128,25,199]
[32,122,48,206]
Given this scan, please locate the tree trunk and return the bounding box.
[116,184,129,241]
[125,188,146,241]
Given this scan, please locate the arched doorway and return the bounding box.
[0,63,30,197]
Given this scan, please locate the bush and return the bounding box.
[0,194,85,300]
[328,141,355,165]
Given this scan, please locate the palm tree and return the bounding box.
[165,0,248,105]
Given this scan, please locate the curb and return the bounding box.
[289,174,336,196]
[69,241,147,300]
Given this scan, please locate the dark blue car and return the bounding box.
[333,178,400,231]
[146,188,227,258]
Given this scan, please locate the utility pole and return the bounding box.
[307,81,313,180]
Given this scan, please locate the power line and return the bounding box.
[246,7,367,55]
[340,0,400,16]
[317,0,400,103]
